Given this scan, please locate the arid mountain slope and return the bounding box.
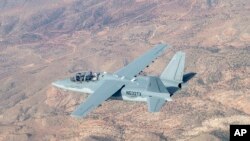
[0,0,249,140]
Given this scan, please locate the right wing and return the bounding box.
[71,80,124,118]
[115,44,169,79]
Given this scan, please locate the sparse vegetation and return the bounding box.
[0,0,249,141]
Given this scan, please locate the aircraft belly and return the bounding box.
[121,95,147,102]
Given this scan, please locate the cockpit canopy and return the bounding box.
[70,71,100,82]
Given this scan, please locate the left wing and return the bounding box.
[71,80,124,118]
[115,44,169,79]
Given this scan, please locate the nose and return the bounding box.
[52,80,67,89]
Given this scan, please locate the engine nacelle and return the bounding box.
[178,83,182,88]
[178,82,188,89]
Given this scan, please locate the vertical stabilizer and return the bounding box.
[160,52,185,83]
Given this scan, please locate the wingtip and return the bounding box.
[156,43,167,48]
[157,43,171,48]
[154,43,170,53]
[70,114,84,119]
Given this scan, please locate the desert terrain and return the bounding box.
[0,0,249,140]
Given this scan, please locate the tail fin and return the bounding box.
[160,51,185,83]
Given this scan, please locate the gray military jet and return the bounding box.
[52,44,193,118]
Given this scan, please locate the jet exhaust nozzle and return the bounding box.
[179,82,188,89]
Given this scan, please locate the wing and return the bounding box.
[147,97,165,112]
[115,44,169,79]
[71,80,124,118]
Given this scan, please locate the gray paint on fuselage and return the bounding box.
[52,73,177,102]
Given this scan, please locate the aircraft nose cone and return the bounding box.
[52,79,69,89]
[52,81,59,86]
[52,81,63,88]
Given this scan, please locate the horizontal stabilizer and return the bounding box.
[147,76,168,93]
[183,72,196,83]
[147,97,165,112]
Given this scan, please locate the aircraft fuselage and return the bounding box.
[52,73,174,102]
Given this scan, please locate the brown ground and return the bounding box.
[0,0,249,140]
